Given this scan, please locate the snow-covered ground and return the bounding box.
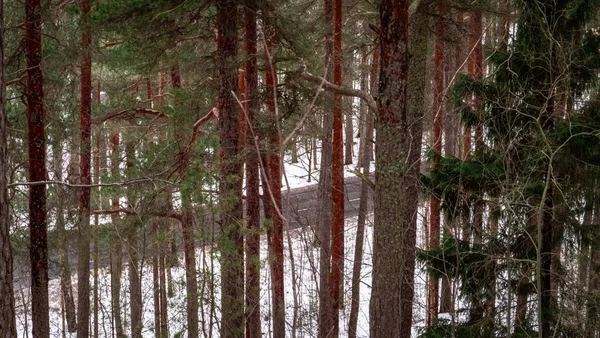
[14,139,430,337]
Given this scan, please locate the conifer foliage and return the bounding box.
[4,0,600,337]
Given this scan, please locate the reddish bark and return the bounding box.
[264,15,285,336]
[171,65,181,89]
[25,0,49,336]
[216,1,245,337]
[159,72,166,106]
[329,0,344,335]
[244,1,261,336]
[77,1,93,336]
[146,78,153,107]
[238,67,247,152]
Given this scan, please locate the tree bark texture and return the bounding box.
[25,0,49,335]
[125,141,142,338]
[77,0,92,336]
[318,0,333,336]
[216,1,244,337]
[244,1,261,336]
[264,12,285,337]
[369,0,423,336]
[0,0,17,332]
[109,133,124,338]
[329,0,344,336]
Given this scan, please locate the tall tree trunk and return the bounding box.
[52,140,77,333]
[348,38,377,338]
[244,1,261,336]
[171,66,200,338]
[25,0,49,335]
[428,1,445,325]
[0,0,17,331]
[370,0,423,336]
[181,195,199,338]
[216,1,244,337]
[344,110,353,165]
[152,221,161,338]
[125,141,142,338]
[318,0,333,336]
[159,227,168,337]
[109,133,124,338]
[77,0,92,336]
[264,11,285,337]
[329,0,344,336]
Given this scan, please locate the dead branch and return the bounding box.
[7,176,176,189]
[94,108,169,124]
[294,67,378,113]
[92,208,183,221]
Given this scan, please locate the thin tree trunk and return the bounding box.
[428,1,445,324]
[244,1,261,336]
[0,0,17,331]
[181,195,199,338]
[347,37,376,338]
[344,109,353,165]
[25,0,49,335]
[318,0,333,336]
[370,0,423,336]
[125,141,142,338]
[159,230,168,337]
[329,0,344,336]
[109,133,124,338]
[77,1,93,336]
[216,1,244,337]
[171,66,200,338]
[264,11,285,336]
[152,221,161,338]
[52,140,78,333]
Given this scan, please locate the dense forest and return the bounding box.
[2,0,600,337]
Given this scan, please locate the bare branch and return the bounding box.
[294,67,378,114]
[7,176,176,189]
[94,108,169,124]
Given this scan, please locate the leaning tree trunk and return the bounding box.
[77,0,92,336]
[0,0,17,332]
[216,1,244,337]
[25,0,49,336]
[369,0,424,336]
